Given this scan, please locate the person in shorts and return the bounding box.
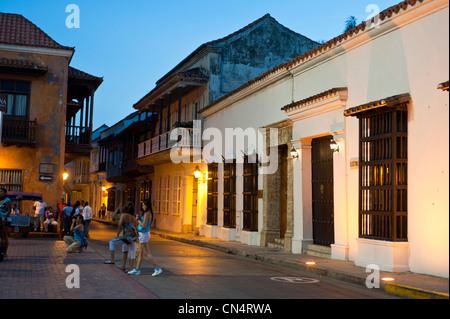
[128,199,162,276]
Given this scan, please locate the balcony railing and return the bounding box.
[138,128,201,159]
[1,118,37,145]
[65,125,91,146]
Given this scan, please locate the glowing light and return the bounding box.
[194,166,201,179]
[63,170,69,181]
[306,261,316,265]
[330,139,339,153]
[382,277,395,282]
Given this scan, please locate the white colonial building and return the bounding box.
[199,0,449,278]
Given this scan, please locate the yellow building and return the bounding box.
[0,13,102,215]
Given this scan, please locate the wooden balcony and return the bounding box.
[65,125,91,151]
[137,128,201,165]
[1,117,37,145]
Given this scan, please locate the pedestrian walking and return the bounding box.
[104,202,137,272]
[0,188,12,260]
[83,202,93,238]
[100,203,106,219]
[63,214,88,253]
[128,199,162,276]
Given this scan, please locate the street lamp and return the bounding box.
[63,170,69,181]
[194,166,201,179]
[290,146,298,158]
[330,139,339,153]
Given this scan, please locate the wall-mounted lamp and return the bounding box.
[290,147,298,158]
[330,139,339,153]
[63,170,69,181]
[194,166,201,179]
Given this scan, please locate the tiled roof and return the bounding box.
[69,66,103,83]
[282,88,348,111]
[0,12,73,50]
[344,93,411,117]
[0,57,47,74]
[203,0,428,113]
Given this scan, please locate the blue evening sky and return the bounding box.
[1,0,401,129]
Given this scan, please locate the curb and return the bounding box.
[385,283,449,300]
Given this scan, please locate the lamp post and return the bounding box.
[62,170,69,203]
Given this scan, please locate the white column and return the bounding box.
[331,134,350,260]
[291,141,313,254]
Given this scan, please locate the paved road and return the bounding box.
[89,221,400,299]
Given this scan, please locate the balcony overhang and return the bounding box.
[0,57,47,76]
[344,93,411,118]
[136,148,201,166]
[133,67,208,110]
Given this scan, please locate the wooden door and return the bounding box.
[312,136,335,247]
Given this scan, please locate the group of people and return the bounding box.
[1,187,162,276]
[60,200,93,238]
[104,199,162,277]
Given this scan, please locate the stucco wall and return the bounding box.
[0,50,69,212]
[289,4,449,277]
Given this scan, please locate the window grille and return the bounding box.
[207,164,218,225]
[358,106,408,241]
[243,156,258,231]
[0,169,22,192]
[223,161,236,228]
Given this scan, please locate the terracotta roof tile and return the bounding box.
[344,93,411,117]
[282,88,348,111]
[69,66,103,83]
[0,12,73,50]
[0,57,47,74]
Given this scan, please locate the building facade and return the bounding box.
[200,0,449,278]
[131,14,318,234]
[0,13,102,215]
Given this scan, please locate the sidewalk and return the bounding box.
[92,218,449,300]
[0,237,157,299]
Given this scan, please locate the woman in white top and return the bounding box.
[128,199,162,276]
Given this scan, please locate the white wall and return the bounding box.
[289,2,449,277]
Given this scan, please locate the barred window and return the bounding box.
[243,156,258,231]
[358,106,408,241]
[223,161,236,228]
[0,169,22,192]
[207,164,218,225]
